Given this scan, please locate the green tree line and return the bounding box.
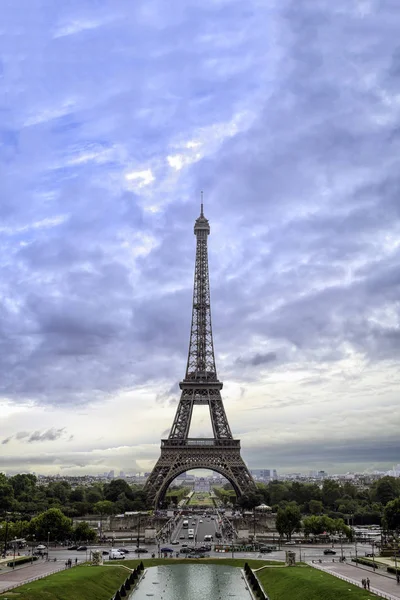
[0,474,149,519]
[214,476,400,525]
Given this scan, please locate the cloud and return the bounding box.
[0,0,399,474]
[237,352,277,367]
[27,428,66,443]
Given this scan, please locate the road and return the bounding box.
[11,508,378,564]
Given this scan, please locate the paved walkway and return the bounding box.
[0,560,67,593]
[309,561,400,599]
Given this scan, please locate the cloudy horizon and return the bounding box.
[1,0,400,478]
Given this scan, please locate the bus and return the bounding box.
[188,529,195,539]
[182,520,189,529]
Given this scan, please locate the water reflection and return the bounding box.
[129,564,251,599]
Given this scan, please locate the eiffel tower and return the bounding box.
[144,200,257,506]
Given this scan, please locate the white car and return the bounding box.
[199,519,203,523]
[35,545,47,551]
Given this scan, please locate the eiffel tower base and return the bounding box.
[144,439,257,507]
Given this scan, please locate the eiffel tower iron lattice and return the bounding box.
[144,201,257,506]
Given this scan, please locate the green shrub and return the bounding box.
[7,555,38,567]
[351,557,379,569]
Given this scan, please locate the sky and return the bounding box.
[1,0,400,478]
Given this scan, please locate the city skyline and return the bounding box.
[1,1,400,477]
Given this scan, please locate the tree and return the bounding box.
[371,477,400,506]
[268,482,289,506]
[104,479,133,502]
[0,482,14,512]
[276,502,302,540]
[73,521,97,543]
[237,492,264,511]
[322,480,341,509]
[29,508,72,542]
[70,488,85,503]
[383,498,400,532]
[309,500,323,515]
[93,500,115,516]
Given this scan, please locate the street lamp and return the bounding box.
[47,531,50,562]
[372,540,375,572]
[13,537,17,569]
[136,514,141,558]
[2,517,9,559]
[339,533,343,561]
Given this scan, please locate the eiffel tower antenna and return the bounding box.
[144,201,257,507]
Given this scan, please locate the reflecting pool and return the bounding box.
[129,564,252,599]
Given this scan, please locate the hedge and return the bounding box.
[7,556,38,567]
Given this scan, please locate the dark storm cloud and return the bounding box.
[243,438,400,472]
[27,428,66,443]
[3,428,70,444]
[236,352,277,367]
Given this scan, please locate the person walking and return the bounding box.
[366,577,370,590]
[361,578,366,589]
[397,573,400,584]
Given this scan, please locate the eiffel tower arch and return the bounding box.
[144,199,257,507]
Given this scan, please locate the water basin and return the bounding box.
[129,564,252,599]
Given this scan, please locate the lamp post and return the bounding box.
[394,542,398,582]
[339,533,343,561]
[2,517,9,559]
[355,532,358,566]
[372,540,375,572]
[31,535,35,564]
[47,531,50,562]
[137,514,141,558]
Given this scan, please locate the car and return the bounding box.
[35,545,47,551]
[180,534,186,539]
[323,549,336,555]
[365,552,374,557]
[134,548,148,553]
[179,547,192,554]
[102,550,109,555]
[285,541,296,545]
[77,546,87,551]
[109,550,125,559]
[215,532,222,539]
[67,545,78,551]
[181,543,188,548]
[199,519,203,523]
[160,547,173,553]
[171,540,180,545]
[259,547,273,553]
[117,548,129,554]
[211,516,215,520]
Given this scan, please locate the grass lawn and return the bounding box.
[1,559,377,600]
[188,492,214,506]
[0,565,128,600]
[257,565,378,600]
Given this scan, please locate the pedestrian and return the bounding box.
[361,578,365,589]
[366,577,370,590]
[75,557,78,565]
[397,573,400,584]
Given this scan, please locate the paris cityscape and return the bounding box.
[1,1,400,599]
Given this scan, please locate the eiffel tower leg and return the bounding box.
[144,442,257,507]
